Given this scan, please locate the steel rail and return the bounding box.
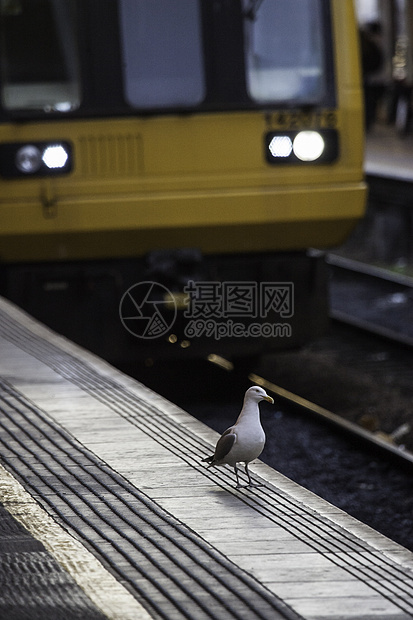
[327,252,413,346]
[327,253,413,287]
[248,373,413,473]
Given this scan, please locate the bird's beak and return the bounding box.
[264,395,274,404]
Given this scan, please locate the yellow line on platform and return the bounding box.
[0,463,151,620]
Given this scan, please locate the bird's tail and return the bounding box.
[202,455,214,466]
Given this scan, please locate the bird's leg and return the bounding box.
[245,462,264,488]
[245,462,253,486]
[234,464,243,488]
[235,463,255,489]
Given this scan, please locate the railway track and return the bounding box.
[327,253,413,346]
[248,372,413,472]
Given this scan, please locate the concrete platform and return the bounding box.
[365,125,413,181]
[0,295,412,620]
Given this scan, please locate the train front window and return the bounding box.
[119,0,205,109]
[0,0,80,113]
[243,0,327,105]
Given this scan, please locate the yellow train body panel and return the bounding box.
[0,1,366,263]
[0,112,365,262]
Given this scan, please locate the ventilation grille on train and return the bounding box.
[78,134,143,177]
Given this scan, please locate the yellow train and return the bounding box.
[0,0,366,365]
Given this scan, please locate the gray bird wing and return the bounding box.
[214,427,236,462]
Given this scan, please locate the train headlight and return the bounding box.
[268,135,293,158]
[15,145,42,174]
[265,129,338,165]
[293,131,325,161]
[42,145,69,169]
[0,141,73,178]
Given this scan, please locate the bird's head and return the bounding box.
[245,386,274,404]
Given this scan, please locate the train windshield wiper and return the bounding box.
[243,0,266,21]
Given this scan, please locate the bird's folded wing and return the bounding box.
[214,428,236,461]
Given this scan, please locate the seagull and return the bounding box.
[202,385,274,488]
